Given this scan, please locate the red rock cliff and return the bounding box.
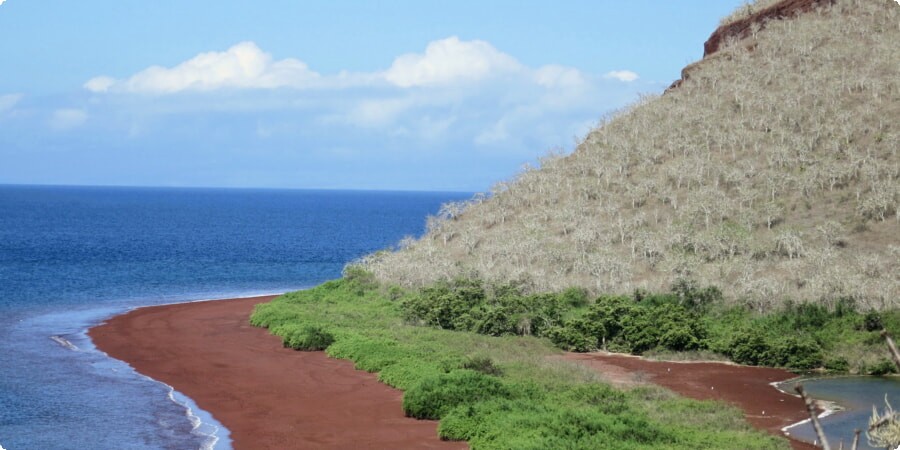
[668,0,836,91]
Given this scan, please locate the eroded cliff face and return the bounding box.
[705,0,836,56]
[669,0,835,90]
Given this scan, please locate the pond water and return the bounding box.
[780,376,900,450]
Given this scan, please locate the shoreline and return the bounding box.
[88,295,466,450]
[564,352,820,450]
[774,378,842,444]
[88,293,830,450]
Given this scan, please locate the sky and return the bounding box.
[0,1,749,192]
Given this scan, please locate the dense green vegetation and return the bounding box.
[400,274,900,373]
[251,274,786,449]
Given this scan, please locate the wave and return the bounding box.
[164,383,223,450]
[50,335,79,351]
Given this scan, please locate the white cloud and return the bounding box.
[383,37,523,87]
[534,65,587,89]
[50,109,88,130]
[84,38,603,98]
[604,70,639,82]
[0,0,7,6]
[0,93,23,114]
[83,76,116,93]
[76,38,646,159]
[87,42,321,94]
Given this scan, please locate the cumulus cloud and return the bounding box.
[0,93,23,114]
[85,42,321,94]
[84,38,605,98]
[383,36,523,87]
[604,70,639,82]
[75,38,646,160]
[50,109,88,130]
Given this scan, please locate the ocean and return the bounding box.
[0,185,471,450]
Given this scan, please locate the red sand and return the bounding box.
[89,296,466,450]
[564,352,818,450]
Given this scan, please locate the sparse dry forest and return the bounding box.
[361,0,899,312]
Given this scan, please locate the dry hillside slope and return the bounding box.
[361,0,899,311]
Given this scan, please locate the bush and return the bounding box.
[824,357,849,373]
[402,279,486,330]
[863,310,884,332]
[547,320,598,352]
[868,358,897,376]
[768,336,822,369]
[282,325,334,351]
[559,287,589,308]
[461,356,504,376]
[725,329,771,366]
[403,370,510,420]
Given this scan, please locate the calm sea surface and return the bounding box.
[781,376,900,450]
[0,185,470,450]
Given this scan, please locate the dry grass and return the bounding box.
[360,0,900,311]
[719,0,790,26]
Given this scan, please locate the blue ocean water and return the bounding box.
[0,185,470,450]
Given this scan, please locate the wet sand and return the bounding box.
[564,352,818,450]
[89,296,466,450]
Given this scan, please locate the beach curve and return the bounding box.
[88,295,466,450]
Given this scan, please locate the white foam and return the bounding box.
[164,384,222,450]
[50,335,79,351]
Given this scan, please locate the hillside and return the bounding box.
[360,0,899,311]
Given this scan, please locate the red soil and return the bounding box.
[564,352,818,450]
[89,296,466,450]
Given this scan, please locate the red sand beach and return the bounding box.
[90,295,818,450]
[89,296,466,450]
[564,352,817,450]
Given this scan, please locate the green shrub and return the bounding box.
[824,357,849,373]
[863,310,883,332]
[282,325,334,351]
[768,336,822,369]
[461,356,504,376]
[475,305,516,336]
[546,320,597,352]
[725,329,771,366]
[560,287,589,308]
[403,370,510,420]
[868,358,897,376]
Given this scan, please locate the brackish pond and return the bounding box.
[780,376,900,450]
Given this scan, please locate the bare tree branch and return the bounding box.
[795,384,831,450]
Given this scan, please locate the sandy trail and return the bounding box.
[89,296,466,450]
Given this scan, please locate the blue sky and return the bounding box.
[0,1,747,192]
